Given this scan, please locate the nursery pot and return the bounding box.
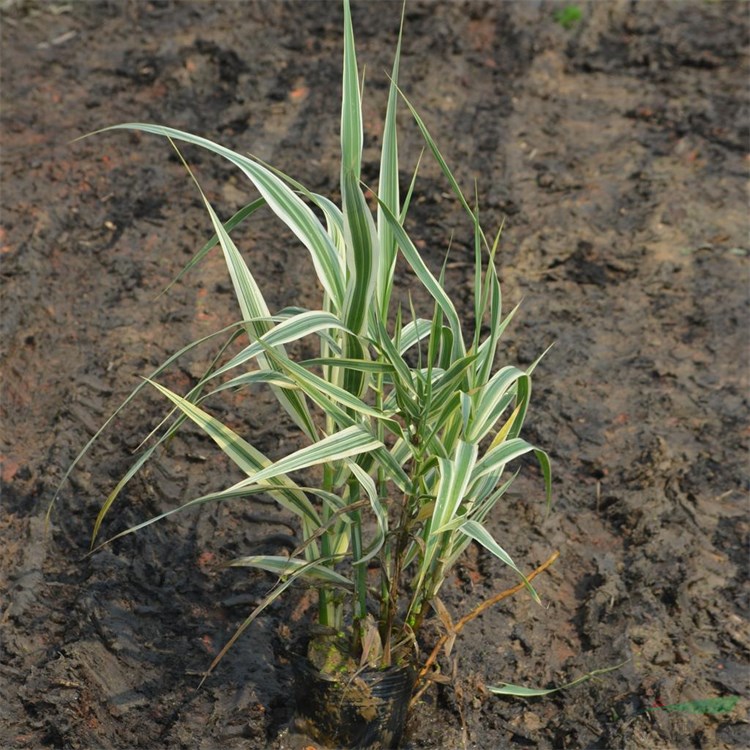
[292,655,415,749]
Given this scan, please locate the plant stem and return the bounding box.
[381,487,415,667]
[318,463,338,628]
[348,479,367,640]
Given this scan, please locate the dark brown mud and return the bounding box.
[1,2,748,749]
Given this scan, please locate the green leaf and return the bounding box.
[91,445,158,546]
[161,198,266,296]
[376,0,405,318]
[93,480,327,552]
[553,5,583,31]
[145,379,320,525]
[466,366,527,443]
[458,519,540,604]
[399,318,434,355]
[348,461,388,565]
[169,140,317,440]
[411,441,478,604]
[53,321,249,536]
[396,86,483,238]
[208,369,297,395]
[376,198,464,360]
[211,310,351,379]
[429,354,478,412]
[227,555,353,588]
[300,357,396,375]
[202,553,352,684]
[341,0,363,178]
[474,262,503,385]
[342,171,378,337]
[100,123,345,310]
[471,437,537,483]
[646,696,740,714]
[341,0,378,346]
[489,661,628,697]
[260,343,394,422]
[243,424,382,487]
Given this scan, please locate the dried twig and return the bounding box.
[410,550,560,708]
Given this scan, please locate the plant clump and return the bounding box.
[57,0,553,708]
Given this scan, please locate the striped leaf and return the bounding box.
[239,425,382,487]
[411,441,478,605]
[102,123,345,310]
[227,555,353,589]
[488,662,628,697]
[376,0,405,318]
[376,198,464,360]
[470,437,537,484]
[466,367,527,443]
[212,310,351,379]
[398,318,433,355]
[94,480,324,552]
[162,198,266,296]
[260,343,394,422]
[458,519,540,604]
[342,171,378,337]
[170,143,317,440]
[146,379,320,525]
[348,461,387,565]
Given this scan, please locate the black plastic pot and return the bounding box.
[292,655,415,749]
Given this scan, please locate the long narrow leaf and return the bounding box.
[395,86,484,241]
[458,519,540,604]
[466,367,527,443]
[50,320,247,524]
[161,198,265,296]
[260,343,394,422]
[376,0,405,318]
[201,553,351,684]
[211,310,351,380]
[489,661,628,697]
[472,437,535,478]
[227,555,353,588]
[411,441,478,606]
[348,461,388,565]
[98,123,345,309]
[146,379,320,525]
[170,139,316,440]
[376,197,464,360]
[244,425,382,487]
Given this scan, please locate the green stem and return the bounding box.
[318,463,338,628]
[349,480,367,631]
[381,485,415,667]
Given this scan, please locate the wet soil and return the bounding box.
[1,1,748,748]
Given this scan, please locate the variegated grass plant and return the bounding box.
[58,0,551,681]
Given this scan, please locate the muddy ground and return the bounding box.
[1,1,748,748]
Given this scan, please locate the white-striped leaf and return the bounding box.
[376,0,405,318]
[466,366,527,442]
[470,437,537,484]
[241,425,382,487]
[412,441,478,598]
[146,379,320,525]
[377,198,464,361]
[170,143,317,440]
[348,461,387,565]
[227,555,352,589]
[458,519,540,604]
[211,310,351,379]
[101,123,345,310]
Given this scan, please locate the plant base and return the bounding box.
[292,656,414,749]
